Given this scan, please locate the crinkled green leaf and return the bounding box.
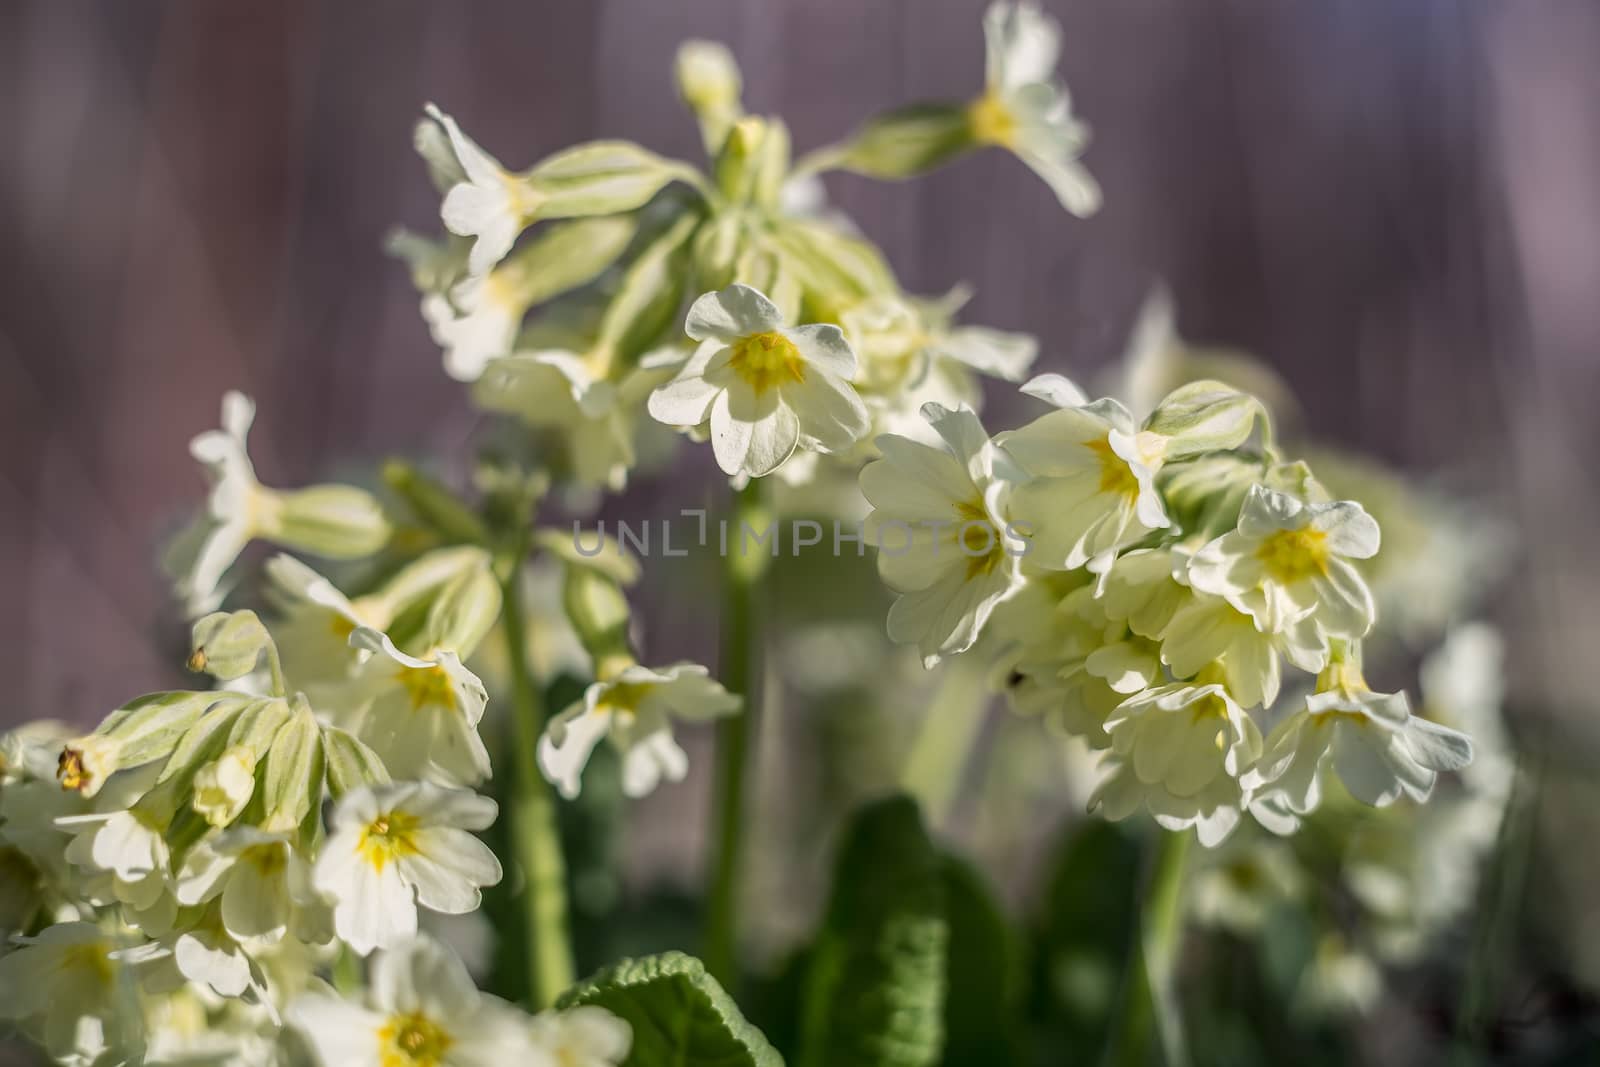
[558,951,783,1067]
[798,794,946,1067]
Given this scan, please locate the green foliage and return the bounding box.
[559,951,783,1067]
[797,795,947,1067]
[938,854,1024,1067]
[1027,821,1143,1058]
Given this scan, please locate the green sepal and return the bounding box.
[595,212,701,365]
[836,104,975,180]
[529,141,697,219]
[321,725,391,798]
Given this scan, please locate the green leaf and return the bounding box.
[1027,820,1142,1055]
[558,951,783,1067]
[798,794,946,1067]
[937,855,1023,1067]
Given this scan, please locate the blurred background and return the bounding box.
[3,1,1600,1062]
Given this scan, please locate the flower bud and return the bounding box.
[269,484,392,559]
[714,117,790,210]
[1143,381,1268,460]
[192,746,259,828]
[190,697,291,827]
[189,610,275,682]
[676,39,743,152]
[57,691,217,796]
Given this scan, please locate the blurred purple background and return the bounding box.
[2,0,1598,751]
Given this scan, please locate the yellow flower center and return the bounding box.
[1086,436,1140,498]
[968,92,1019,148]
[360,810,422,872]
[61,942,115,987]
[727,332,806,394]
[243,842,288,877]
[955,500,1006,580]
[1256,527,1330,583]
[398,664,456,712]
[595,681,655,721]
[380,1011,454,1067]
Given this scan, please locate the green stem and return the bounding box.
[704,480,769,986]
[500,537,575,1009]
[1105,829,1191,1067]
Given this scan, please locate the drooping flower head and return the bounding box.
[970,1,1101,215]
[538,662,741,800]
[861,403,1029,667]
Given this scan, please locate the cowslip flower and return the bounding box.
[476,348,684,491]
[419,104,540,276]
[163,391,269,616]
[265,554,385,686]
[1001,375,1169,577]
[426,270,530,383]
[529,1004,633,1067]
[647,284,870,479]
[1188,485,1381,637]
[175,827,320,943]
[313,782,502,956]
[1253,656,1473,816]
[861,403,1028,667]
[57,806,173,923]
[1089,683,1263,846]
[339,628,493,788]
[968,1,1100,216]
[538,662,741,799]
[0,922,142,1062]
[164,393,391,617]
[289,934,538,1067]
[1160,591,1328,709]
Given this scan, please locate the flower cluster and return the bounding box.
[852,369,1474,847]
[392,3,1083,491]
[0,2,1505,1061]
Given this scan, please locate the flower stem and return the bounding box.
[1105,829,1191,1067]
[500,541,575,1009]
[704,480,769,987]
